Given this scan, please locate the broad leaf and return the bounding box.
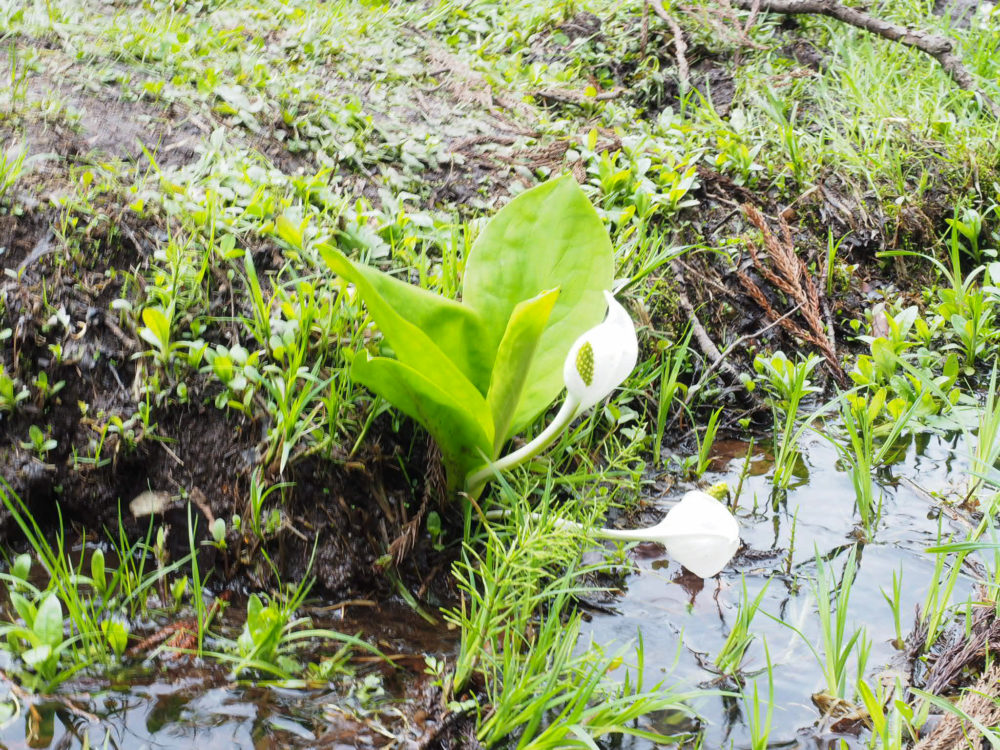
[34,594,63,648]
[247,593,263,628]
[320,244,495,394]
[9,591,35,626]
[12,553,30,582]
[102,620,129,658]
[140,306,171,347]
[352,353,493,488]
[320,245,490,414]
[90,548,106,593]
[486,288,559,451]
[22,644,51,668]
[464,175,614,432]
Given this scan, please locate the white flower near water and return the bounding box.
[563,290,639,414]
[466,290,638,490]
[596,490,741,578]
[489,490,740,578]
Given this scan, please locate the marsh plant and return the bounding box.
[715,577,771,678]
[754,351,822,489]
[280,175,619,493]
[449,480,704,747]
[225,581,377,680]
[0,482,189,689]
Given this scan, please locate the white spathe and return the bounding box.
[465,290,639,491]
[598,490,740,578]
[563,290,639,412]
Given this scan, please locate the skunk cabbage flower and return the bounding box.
[563,290,639,413]
[597,490,740,578]
[465,291,638,491]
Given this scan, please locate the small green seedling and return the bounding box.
[211,518,227,548]
[90,548,106,596]
[101,620,129,659]
[0,365,29,413]
[426,511,444,551]
[32,371,64,405]
[19,425,57,460]
[0,592,81,691]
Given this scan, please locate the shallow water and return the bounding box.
[0,601,457,749]
[0,432,985,749]
[582,431,982,749]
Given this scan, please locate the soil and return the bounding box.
[0,202,456,603]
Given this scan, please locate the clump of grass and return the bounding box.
[715,576,770,679]
[754,351,823,489]
[0,141,27,206]
[448,476,705,747]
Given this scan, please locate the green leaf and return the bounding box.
[140,306,171,349]
[463,175,614,432]
[246,593,264,630]
[22,644,51,668]
[101,620,129,658]
[320,244,494,394]
[871,338,896,379]
[321,244,495,475]
[352,353,493,488]
[34,594,63,648]
[485,288,559,451]
[9,591,35,626]
[275,214,303,248]
[90,548,106,594]
[11,553,30,582]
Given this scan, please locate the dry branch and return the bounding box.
[731,0,1000,119]
[385,437,446,566]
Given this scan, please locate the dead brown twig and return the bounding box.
[649,0,690,92]
[385,437,446,567]
[679,1,768,50]
[922,595,1000,696]
[533,88,624,104]
[914,664,1000,749]
[730,0,1000,119]
[671,261,741,385]
[735,204,846,383]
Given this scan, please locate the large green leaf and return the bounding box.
[352,353,494,488]
[320,244,490,422]
[485,288,559,452]
[463,175,614,432]
[319,244,494,394]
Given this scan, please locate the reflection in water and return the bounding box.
[0,602,455,749]
[582,432,978,749]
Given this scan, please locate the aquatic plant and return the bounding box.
[223,581,378,681]
[284,175,616,492]
[465,289,638,491]
[754,350,821,489]
[716,576,771,677]
[589,490,739,578]
[449,480,705,746]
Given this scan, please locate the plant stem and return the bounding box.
[483,509,664,543]
[465,395,580,492]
